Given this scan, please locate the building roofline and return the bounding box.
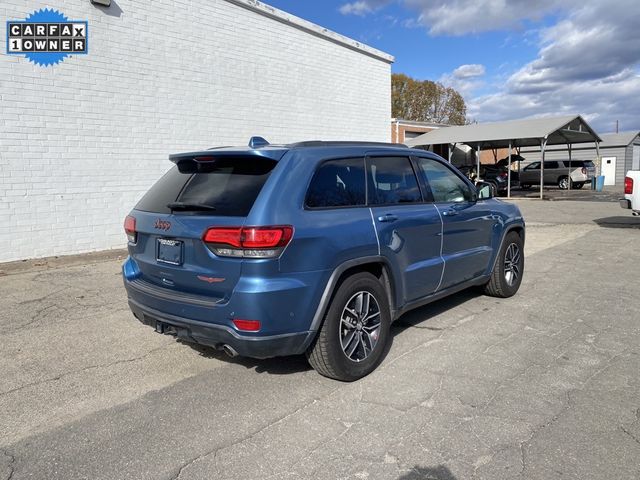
[391,118,450,128]
[224,0,395,64]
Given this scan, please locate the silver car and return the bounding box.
[520,160,596,190]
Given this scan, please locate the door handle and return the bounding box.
[442,209,458,216]
[377,214,398,223]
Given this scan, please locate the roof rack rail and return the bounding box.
[287,141,408,148]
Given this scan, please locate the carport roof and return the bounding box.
[405,115,601,149]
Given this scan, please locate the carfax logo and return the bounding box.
[6,8,88,66]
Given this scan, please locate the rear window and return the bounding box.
[135,157,277,216]
[564,160,582,167]
[563,160,594,168]
[306,158,366,208]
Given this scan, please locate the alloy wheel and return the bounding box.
[339,291,381,362]
[504,243,521,286]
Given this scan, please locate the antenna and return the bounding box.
[248,136,269,148]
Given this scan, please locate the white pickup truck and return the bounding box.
[620,171,640,216]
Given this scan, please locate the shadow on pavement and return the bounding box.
[594,216,640,228]
[178,287,483,378]
[180,341,313,375]
[506,187,621,202]
[393,288,482,332]
[398,465,457,480]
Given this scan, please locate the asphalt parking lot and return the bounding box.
[1,199,639,480]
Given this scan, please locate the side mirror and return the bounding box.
[476,181,494,200]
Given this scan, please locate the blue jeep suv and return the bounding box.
[123,138,525,381]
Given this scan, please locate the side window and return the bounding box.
[305,158,366,208]
[416,158,471,203]
[366,156,422,205]
[525,162,540,170]
[544,161,559,169]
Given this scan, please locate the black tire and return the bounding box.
[558,176,569,190]
[574,182,584,189]
[520,184,531,190]
[483,231,524,298]
[306,272,391,381]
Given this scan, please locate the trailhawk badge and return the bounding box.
[6,8,88,66]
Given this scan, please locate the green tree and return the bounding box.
[392,73,467,125]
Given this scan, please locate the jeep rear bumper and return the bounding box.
[127,298,312,359]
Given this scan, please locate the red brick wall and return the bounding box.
[391,124,436,143]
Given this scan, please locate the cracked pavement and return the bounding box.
[0,200,639,480]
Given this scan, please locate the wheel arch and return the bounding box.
[507,224,525,244]
[304,257,397,345]
[486,222,525,277]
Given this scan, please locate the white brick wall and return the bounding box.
[0,0,392,262]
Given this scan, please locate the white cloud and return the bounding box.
[339,0,391,16]
[470,71,640,132]
[403,0,568,36]
[469,0,640,131]
[340,0,570,34]
[453,64,485,79]
[340,0,640,130]
[439,64,486,98]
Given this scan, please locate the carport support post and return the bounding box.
[476,144,481,181]
[540,138,547,199]
[567,142,573,191]
[507,141,512,198]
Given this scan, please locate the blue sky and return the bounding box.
[266,0,640,133]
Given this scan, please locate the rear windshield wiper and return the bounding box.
[167,202,217,211]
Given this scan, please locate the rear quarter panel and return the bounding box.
[248,149,379,274]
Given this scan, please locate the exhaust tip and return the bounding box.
[221,344,238,358]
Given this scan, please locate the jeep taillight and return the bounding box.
[124,215,137,243]
[625,176,634,195]
[203,226,293,258]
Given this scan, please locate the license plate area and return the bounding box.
[157,238,183,265]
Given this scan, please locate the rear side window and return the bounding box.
[367,156,422,205]
[135,157,277,216]
[306,158,366,208]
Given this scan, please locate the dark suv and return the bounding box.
[123,139,525,381]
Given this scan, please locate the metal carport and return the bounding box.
[405,115,602,198]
